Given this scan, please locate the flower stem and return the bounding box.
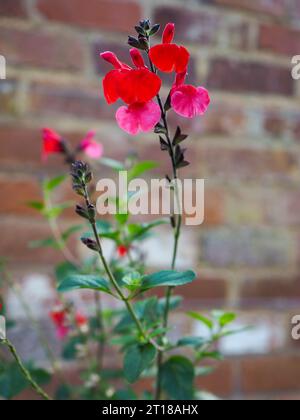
[1,338,52,400]
[148,58,183,400]
[82,187,162,351]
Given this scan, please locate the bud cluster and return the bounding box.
[128,19,160,51]
[70,161,92,197]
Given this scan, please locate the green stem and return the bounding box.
[149,60,183,400]
[83,189,162,351]
[1,339,52,400]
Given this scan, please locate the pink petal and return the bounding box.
[80,131,104,159]
[171,85,210,118]
[56,325,69,340]
[116,101,161,135]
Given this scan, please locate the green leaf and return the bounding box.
[219,312,236,328]
[161,356,195,400]
[29,237,59,250]
[0,362,28,399]
[55,384,72,400]
[29,366,51,386]
[187,312,213,330]
[177,336,208,348]
[62,337,83,360]
[57,274,111,294]
[123,343,156,383]
[55,262,78,285]
[99,157,125,171]
[27,201,44,211]
[122,271,142,291]
[43,175,66,192]
[141,270,196,292]
[127,161,158,181]
[127,219,169,242]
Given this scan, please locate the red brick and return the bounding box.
[29,81,114,120]
[0,177,42,217]
[0,27,84,71]
[0,0,28,18]
[207,59,294,95]
[0,80,18,115]
[264,111,286,138]
[196,360,234,397]
[241,355,300,393]
[240,277,300,302]
[154,6,251,49]
[215,0,286,17]
[36,0,141,32]
[199,147,297,181]
[0,219,65,264]
[204,189,225,226]
[259,24,300,56]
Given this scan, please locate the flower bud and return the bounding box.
[81,237,99,252]
[75,204,89,220]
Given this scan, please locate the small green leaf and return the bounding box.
[127,219,169,242]
[187,312,213,330]
[141,270,196,292]
[27,201,44,211]
[219,312,236,328]
[123,343,156,383]
[177,336,208,348]
[122,271,142,291]
[29,237,59,249]
[127,161,158,182]
[43,175,66,192]
[161,356,195,400]
[58,274,111,294]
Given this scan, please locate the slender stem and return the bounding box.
[43,191,79,267]
[94,291,105,370]
[1,339,52,400]
[82,188,163,351]
[148,56,183,400]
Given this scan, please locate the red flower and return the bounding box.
[170,71,210,118]
[42,128,64,161]
[75,311,88,328]
[149,23,190,73]
[117,245,129,258]
[49,305,69,340]
[100,50,161,105]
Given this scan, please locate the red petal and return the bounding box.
[102,69,124,104]
[149,44,179,73]
[118,69,161,104]
[162,23,175,44]
[175,46,190,73]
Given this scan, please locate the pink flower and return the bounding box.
[116,101,161,135]
[80,131,103,159]
[170,71,210,118]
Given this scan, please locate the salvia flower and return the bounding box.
[49,304,69,340]
[100,49,161,134]
[117,245,129,258]
[170,71,211,118]
[100,50,161,105]
[80,131,104,159]
[42,128,64,161]
[149,23,190,73]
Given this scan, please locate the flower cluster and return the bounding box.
[49,302,88,340]
[42,128,103,162]
[100,22,210,135]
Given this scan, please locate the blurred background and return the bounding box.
[1,0,300,400]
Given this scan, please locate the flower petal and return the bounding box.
[116,101,161,135]
[118,69,161,104]
[175,46,190,73]
[162,23,175,44]
[102,69,124,104]
[171,85,210,118]
[149,44,179,73]
[81,132,104,159]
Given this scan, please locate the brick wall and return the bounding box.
[1,0,300,400]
